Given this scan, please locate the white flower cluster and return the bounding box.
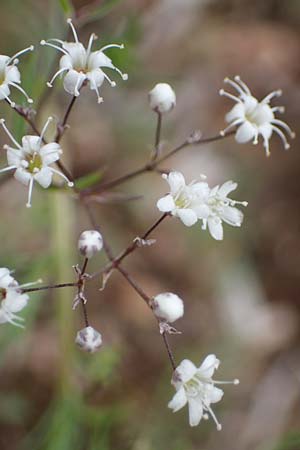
[169,355,239,429]
[157,171,247,240]
[0,268,36,327]
[220,76,295,156]
[0,117,73,207]
[41,18,128,103]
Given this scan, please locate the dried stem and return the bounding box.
[22,282,78,293]
[152,111,162,161]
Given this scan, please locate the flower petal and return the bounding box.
[173,359,197,385]
[221,206,243,227]
[87,68,105,90]
[207,217,223,240]
[14,168,31,186]
[225,103,245,123]
[217,180,237,198]
[156,194,175,213]
[34,167,52,188]
[188,397,203,427]
[176,208,198,227]
[198,354,220,378]
[168,387,187,412]
[235,121,256,143]
[63,70,86,96]
[165,171,186,195]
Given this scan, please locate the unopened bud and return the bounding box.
[148,83,176,114]
[78,230,103,259]
[151,292,184,323]
[75,326,102,353]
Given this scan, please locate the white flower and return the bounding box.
[41,19,128,103]
[156,171,209,227]
[168,355,239,429]
[0,117,73,208]
[152,292,184,323]
[75,326,102,352]
[149,83,176,114]
[200,180,248,241]
[0,45,34,107]
[157,172,247,239]
[220,76,295,156]
[78,230,103,259]
[0,268,38,327]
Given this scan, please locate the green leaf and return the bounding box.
[59,0,74,16]
[74,170,104,190]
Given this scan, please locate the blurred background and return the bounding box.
[0,0,300,449]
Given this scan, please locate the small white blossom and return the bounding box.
[41,19,128,103]
[78,230,103,259]
[152,292,184,323]
[0,45,34,107]
[220,76,295,156]
[200,180,248,241]
[75,326,102,353]
[149,83,176,114]
[0,268,40,327]
[157,171,247,239]
[156,171,208,227]
[168,355,239,429]
[0,117,73,208]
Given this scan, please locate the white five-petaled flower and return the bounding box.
[0,117,73,208]
[157,171,247,240]
[200,180,247,241]
[0,268,40,327]
[0,46,34,107]
[168,355,239,429]
[220,76,295,156]
[41,18,128,103]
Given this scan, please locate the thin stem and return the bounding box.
[151,111,162,161]
[55,96,77,143]
[22,282,78,293]
[90,213,169,279]
[78,257,90,327]
[117,266,176,370]
[83,131,234,195]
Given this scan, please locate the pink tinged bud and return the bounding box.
[148,83,176,114]
[78,230,103,259]
[152,292,184,323]
[75,326,102,353]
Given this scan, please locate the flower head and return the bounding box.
[78,230,103,259]
[75,326,102,352]
[0,117,73,208]
[156,171,208,227]
[41,19,128,103]
[0,268,40,327]
[157,171,247,239]
[220,76,295,156]
[149,83,176,114]
[168,355,239,429]
[200,180,248,241]
[0,46,34,107]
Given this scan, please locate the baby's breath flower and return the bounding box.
[0,268,41,327]
[75,326,102,353]
[41,18,128,103]
[0,46,34,107]
[148,83,176,114]
[0,117,73,208]
[157,171,247,239]
[220,76,295,156]
[168,355,239,429]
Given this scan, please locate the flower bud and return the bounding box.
[148,83,176,114]
[152,292,184,323]
[78,230,103,259]
[75,326,102,353]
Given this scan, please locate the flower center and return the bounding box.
[0,288,6,301]
[25,152,43,173]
